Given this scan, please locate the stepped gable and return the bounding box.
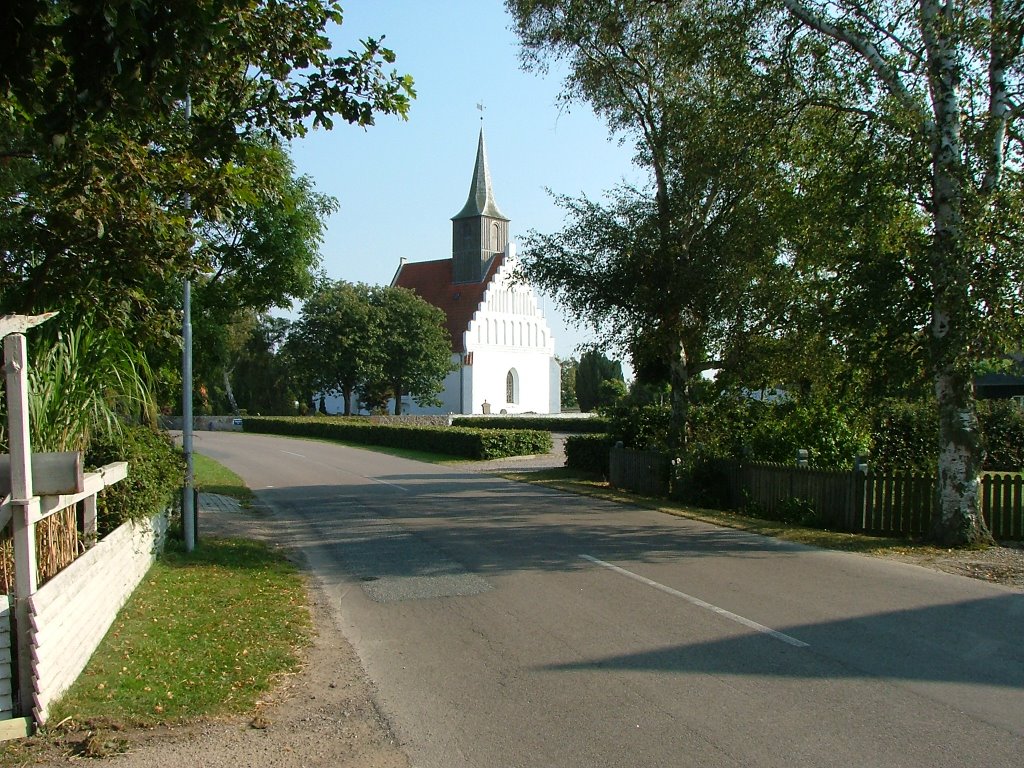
[393,253,504,354]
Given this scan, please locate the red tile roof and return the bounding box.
[392,255,504,354]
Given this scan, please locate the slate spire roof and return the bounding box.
[452,127,509,221]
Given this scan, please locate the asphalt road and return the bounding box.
[192,430,1024,768]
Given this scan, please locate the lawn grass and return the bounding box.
[498,468,945,558]
[47,537,311,728]
[192,452,255,505]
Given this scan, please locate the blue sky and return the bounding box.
[286,0,643,360]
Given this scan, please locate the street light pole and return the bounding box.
[182,91,196,552]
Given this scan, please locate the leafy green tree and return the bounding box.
[509,0,793,450]
[1,0,412,345]
[1,0,413,140]
[363,287,455,416]
[195,143,337,321]
[287,282,377,416]
[185,143,337,412]
[229,315,299,415]
[559,357,579,409]
[575,349,624,412]
[719,106,934,411]
[769,0,1024,545]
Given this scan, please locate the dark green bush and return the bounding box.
[853,397,1024,473]
[564,434,614,476]
[869,399,937,472]
[450,416,610,433]
[979,400,1024,471]
[672,457,731,509]
[86,426,184,536]
[599,402,672,450]
[244,416,551,460]
[689,394,867,469]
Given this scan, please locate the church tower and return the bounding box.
[452,128,510,284]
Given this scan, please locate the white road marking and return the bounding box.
[281,450,306,458]
[580,554,809,648]
[368,476,411,492]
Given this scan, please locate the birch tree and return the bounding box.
[773,0,1024,544]
[509,0,794,450]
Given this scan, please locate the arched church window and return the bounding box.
[492,222,501,251]
[506,369,519,404]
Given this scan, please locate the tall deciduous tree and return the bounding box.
[227,315,299,416]
[1,0,413,343]
[287,282,377,416]
[365,287,455,416]
[771,0,1024,544]
[186,143,337,412]
[509,0,792,449]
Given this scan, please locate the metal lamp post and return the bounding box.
[182,91,196,552]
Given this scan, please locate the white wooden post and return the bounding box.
[4,333,41,716]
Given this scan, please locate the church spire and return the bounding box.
[453,128,508,222]
[451,127,511,283]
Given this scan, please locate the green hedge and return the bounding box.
[243,416,552,460]
[86,425,184,536]
[565,434,614,476]
[451,416,609,433]
[979,400,1024,471]
[871,398,1024,472]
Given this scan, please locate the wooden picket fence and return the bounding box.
[719,461,1024,541]
[609,446,671,497]
[978,473,1023,540]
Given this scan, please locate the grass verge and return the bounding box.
[193,452,255,506]
[46,536,312,729]
[498,468,947,558]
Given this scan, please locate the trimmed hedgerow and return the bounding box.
[451,416,610,433]
[86,425,184,536]
[243,416,551,460]
[564,433,614,476]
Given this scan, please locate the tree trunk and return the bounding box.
[342,383,353,416]
[222,368,239,414]
[393,380,402,416]
[668,334,689,457]
[923,0,992,546]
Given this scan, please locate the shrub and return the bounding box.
[564,434,614,476]
[450,416,610,433]
[600,402,672,450]
[864,397,1024,473]
[86,426,184,536]
[243,416,551,460]
[690,394,867,469]
[868,399,935,472]
[672,457,731,509]
[978,400,1024,471]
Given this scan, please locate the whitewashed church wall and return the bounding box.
[549,357,562,414]
[468,347,554,414]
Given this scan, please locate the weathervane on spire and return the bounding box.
[476,101,485,121]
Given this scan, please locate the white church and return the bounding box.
[383,129,561,415]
